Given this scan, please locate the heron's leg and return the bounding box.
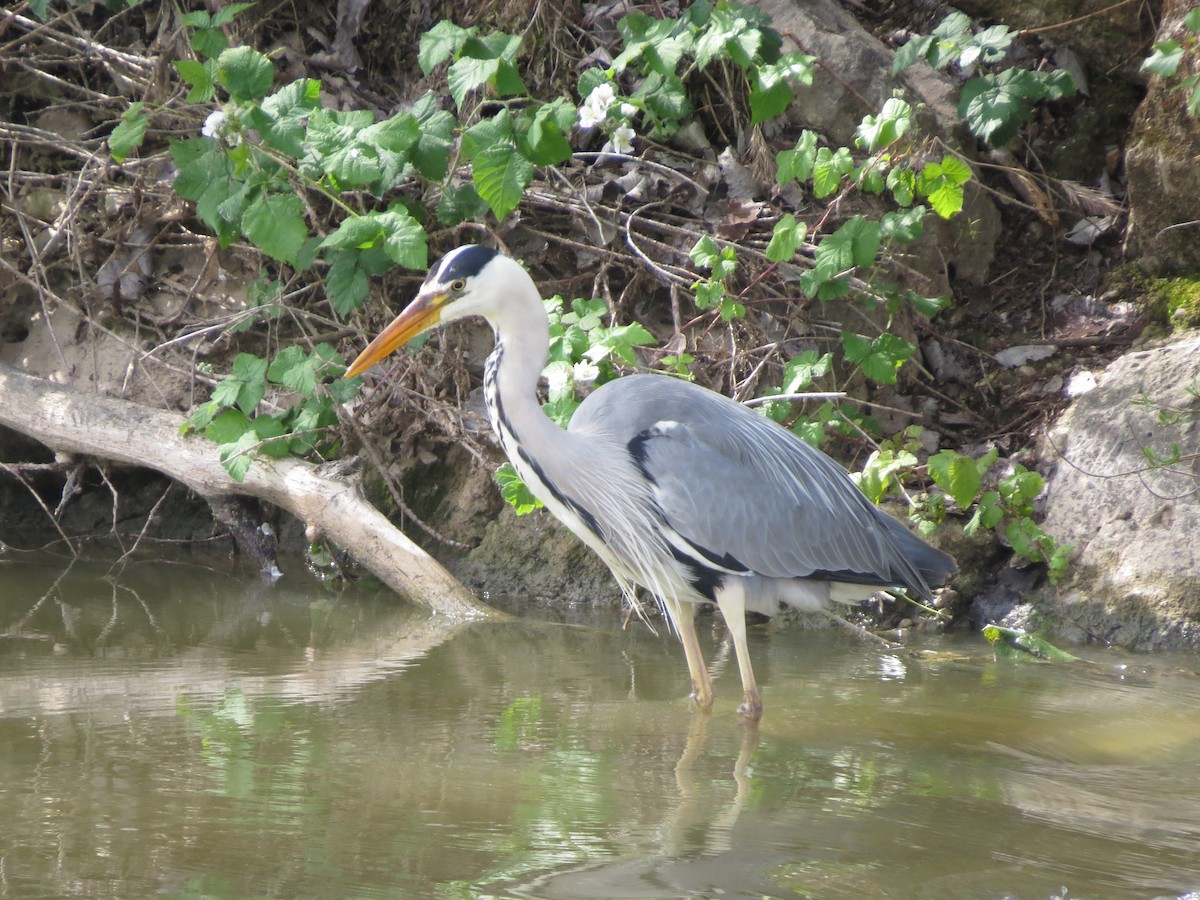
[714,579,762,721]
[665,596,713,712]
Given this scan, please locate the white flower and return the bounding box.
[578,82,618,129]
[587,82,616,110]
[572,360,600,384]
[201,110,226,140]
[619,102,638,118]
[611,123,636,154]
[578,103,606,129]
[544,361,572,394]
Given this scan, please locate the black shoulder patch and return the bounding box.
[435,245,499,284]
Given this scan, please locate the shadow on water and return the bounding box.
[1,552,1199,899]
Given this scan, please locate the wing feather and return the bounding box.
[570,375,951,596]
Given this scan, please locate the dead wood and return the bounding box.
[0,361,502,621]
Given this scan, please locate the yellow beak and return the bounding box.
[344,292,445,378]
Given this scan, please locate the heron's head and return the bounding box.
[345,245,518,378]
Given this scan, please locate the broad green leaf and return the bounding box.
[252,414,292,457]
[822,215,881,269]
[361,110,421,153]
[776,130,818,185]
[211,2,255,26]
[251,78,322,156]
[205,407,251,444]
[855,97,913,151]
[216,46,275,102]
[411,94,455,179]
[375,207,428,269]
[496,463,543,514]
[842,331,915,385]
[472,142,533,220]
[880,206,926,243]
[892,34,933,74]
[218,430,259,482]
[812,146,854,198]
[461,110,514,161]
[243,193,307,265]
[419,20,475,75]
[325,250,370,317]
[1142,38,1183,76]
[765,213,807,262]
[749,76,792,124]
[521,102,574,165]
[108,103,148,162]
[191,27,228,60]
[780,350,831,392]
[174,59,217,103]
[438,183,489,225]
[927,447,996,509]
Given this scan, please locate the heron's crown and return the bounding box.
[430,245,499,288]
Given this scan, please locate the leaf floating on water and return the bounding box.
[983,624,1079,663]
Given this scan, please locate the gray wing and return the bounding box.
[570,375,952,597]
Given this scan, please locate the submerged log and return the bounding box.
[0,361,500,621]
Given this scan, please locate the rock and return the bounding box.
[1036,334,1200,648]
[1124,0,1200,275]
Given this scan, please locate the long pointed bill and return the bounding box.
[344,291,446,378]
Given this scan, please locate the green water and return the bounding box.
[1,553,1198,899]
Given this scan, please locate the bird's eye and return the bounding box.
[450,279,467,293]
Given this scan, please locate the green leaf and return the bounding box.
[191,27,228,60]
[205,408,250,445]
[216,46,275,102]
[447,32,523,109]
[854,448,918,504]
[855,97,913,152]
[472,142,533,220]
[438,183,489,226]
[419,20,476,75]
[266,345,312,394]
[174,59,218,103]
[242,193,307,265]
[252,414,292,457]
[325,250,371,317]
[917,158,971,219]
[252,78,322,156]
[218,430,259,482]
[880,206,926,243]
[521,102,574,165]
[781,350,831,392]
[212,2,255,26]
[375,207,428,269]
[776,130,818,185]
[1142,38,1183,77]
[108,103,148,162]
[842,331,915,385]
[749,76,793,125]
[411,93,456,179]
[822,215,881,269]
[765,213,807,262]
[496,463,543,515]
[927,447,996,509]
[693,280,724,310]
[812,146,854,198]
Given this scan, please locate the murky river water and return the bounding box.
[1,553,1198,899]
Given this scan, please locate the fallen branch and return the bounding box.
[0,361,501,621]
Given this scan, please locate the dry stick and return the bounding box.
[1018,0,1146,35]
[0,461,78,556]
[108,482,174,577]
[0,363,498,620]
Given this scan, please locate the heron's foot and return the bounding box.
[736,692,763,722]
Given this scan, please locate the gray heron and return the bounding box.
[346,245,955,720]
